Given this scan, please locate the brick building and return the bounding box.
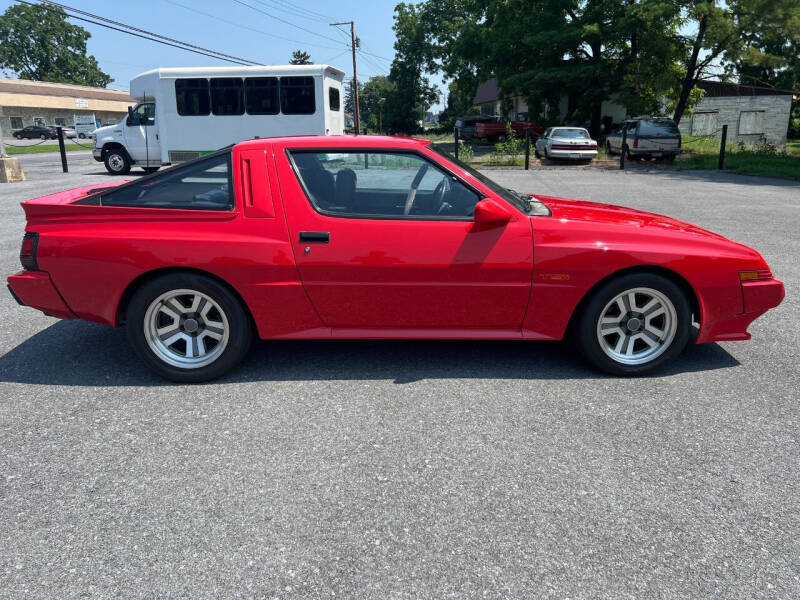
[0,78,132,136]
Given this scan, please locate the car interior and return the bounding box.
[290,151,481,218]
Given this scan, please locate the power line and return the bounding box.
[249,0,336,24]
[27,0,260,65]
[231,0,345,46]
[163,0,342,51]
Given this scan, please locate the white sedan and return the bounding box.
[535,127,598,161]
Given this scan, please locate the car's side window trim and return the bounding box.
[284,147,487,222]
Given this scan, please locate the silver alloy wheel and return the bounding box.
[143,289,230,369]
[107,153,125,172]
[596,287,677,366]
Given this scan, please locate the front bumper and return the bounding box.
[7,271,77,320]
[92,148,103,162]
[697,278,785,343]
[548,149,598,160]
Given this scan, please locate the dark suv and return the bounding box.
[12,125,57,140]
[606,117,682,161]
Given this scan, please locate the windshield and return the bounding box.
[552,128,589,139]
[638,119,680,137]
[429,144,549,215]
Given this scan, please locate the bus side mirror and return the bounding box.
[126,106,135,126]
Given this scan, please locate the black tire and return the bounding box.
[78,133,86,139]
[496,134,507,143]
[605,141,614,156]
[13,133,21,139]
[143,166,160,174]
[573,272,691,376]
[534,148,541,159]
[104,148,131,175]
[126,273,253,383]
[40,134,47,140]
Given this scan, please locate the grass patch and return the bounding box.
[678,137,800,180]
[4,143,89,155]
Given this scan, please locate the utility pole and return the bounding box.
[331,20,360,135]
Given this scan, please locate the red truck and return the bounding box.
[474,120,544,143]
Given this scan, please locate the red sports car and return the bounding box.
[7,136,784,382]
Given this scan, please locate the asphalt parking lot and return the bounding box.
[1,151,798,598]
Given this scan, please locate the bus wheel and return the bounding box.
[104,149,131,175]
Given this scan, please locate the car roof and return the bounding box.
[236,135,432,149]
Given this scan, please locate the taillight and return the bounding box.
[633,138,638,148]
[20,232,38,270]
[739,269,772,282]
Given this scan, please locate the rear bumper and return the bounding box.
[697,278,785,343]
[548,149,597,159]
[6,270,77,320]
[630,148,681,156]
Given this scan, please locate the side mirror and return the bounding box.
[126,106,135,126]
[473,198,512,225]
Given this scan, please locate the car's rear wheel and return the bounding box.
[40,134,47,140]
[574,273,691,375]
[126,274,252,382]
[104,149,131,175]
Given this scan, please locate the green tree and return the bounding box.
[289,50,312,65]
[672,0,800,123]
[0,3,111,87]
[360,75,395,131]
[385,3,440,134]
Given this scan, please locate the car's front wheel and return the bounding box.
[126,274,253,382]
[574,273,691,375]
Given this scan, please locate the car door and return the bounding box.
[276,146,533,332]
[124,102,161,166]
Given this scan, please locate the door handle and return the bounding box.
[299,231,330,243]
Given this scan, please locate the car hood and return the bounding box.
[535,195,755,249]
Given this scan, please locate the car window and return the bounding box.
[288,150,481,219]
[128,103,155,126]
[552,128,589,139]
[100,152,233,211]
[638,119,680,137]
[543,128,551,138]
[625,122,638,136]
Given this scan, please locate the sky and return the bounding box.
[0,0,447,110]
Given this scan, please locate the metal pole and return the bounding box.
[454,126,460,161]
[524,128,531,170]
[718,124,728,170]
[620,128,627,170]
[57,126,68,173]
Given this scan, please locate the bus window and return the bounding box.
[281,76,315,115]
[245,77,279,115]
[329,87,340,111]
[176,79,210,116]
[210,78,244,116]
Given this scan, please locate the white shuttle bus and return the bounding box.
[93,64,345,174]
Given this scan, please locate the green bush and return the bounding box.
[486,123,524,166]
[457,139,474,163]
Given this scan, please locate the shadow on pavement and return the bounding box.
[0,320,740,387]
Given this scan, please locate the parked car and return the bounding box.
[8,135,783,382]
[475,120,544,143]
[59,127,77,139]
[535,127,598,161]
[606,117,682,161]
[11,125,56,140]
[454,115,496,140]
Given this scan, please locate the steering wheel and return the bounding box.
[432,176,452,215]
[403,163,429,215]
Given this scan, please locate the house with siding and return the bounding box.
[677,81,797,147]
